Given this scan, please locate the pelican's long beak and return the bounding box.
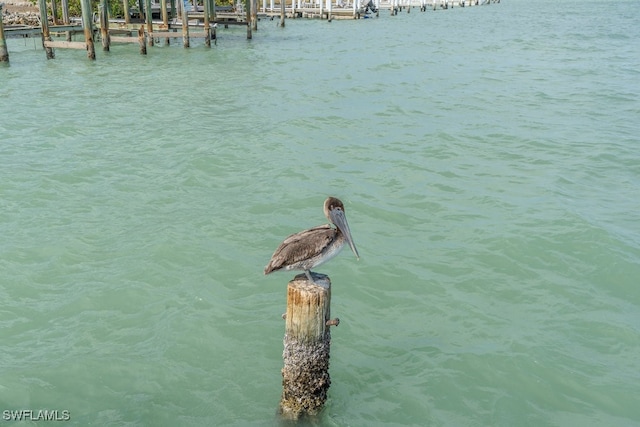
[329,208,360,260]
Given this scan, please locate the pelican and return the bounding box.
[264,197,360,283]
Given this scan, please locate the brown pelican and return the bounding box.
[264,197,360,283]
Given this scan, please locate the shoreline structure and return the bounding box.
[1,0,499,62]
[2,0,493,26]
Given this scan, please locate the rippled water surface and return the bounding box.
[1,0,639,425]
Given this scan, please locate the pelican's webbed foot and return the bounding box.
[304,270,314,283]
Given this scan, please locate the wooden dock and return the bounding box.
[0,0,500,63]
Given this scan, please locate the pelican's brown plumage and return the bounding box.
[264,197,359,283]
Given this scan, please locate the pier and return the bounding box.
[0,0,501,62]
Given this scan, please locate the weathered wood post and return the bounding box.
[279,0,285,27]
[144,0,154,46]
[251,0,257,30]
[123,0,129,24]
[279,273,337,419]
[100,0,110,51]
[203,0,210,47]
[138,25,146,54]
[61,0,71,40]
[51,0,59,25]
[181,0,189,47]
[37,0,55,59]
[0,3,8,63]
[80,0,96,59]
[245,0,251,39]
[161,0,170,45]
[209,0,216,44]
[61,0,70,22]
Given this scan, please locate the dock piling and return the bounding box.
[181,0,189,47]
[279,0,285,26]
[245,0,252,39]
[203,0,211,47]
[144,0,154,46]
[208,0,216,42]
[61,0,71,40]
[100,0,110,51]
[62,0,70,24]
[161,0,170,45]
[251,0,258,30]
[138,25,146,54]
[0,3,8,63]
[279,273,334,420]
[37,0,55,58]
[123,0,130,24]
[51,0,59,25]
[209,0,216,22]
[80,0,96,58]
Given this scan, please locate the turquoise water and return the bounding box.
[2,0,639,425]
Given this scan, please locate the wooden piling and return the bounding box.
[203,0,211,47]
[61,0,71,40]
[209,0,216,44]
[123,0,130,24]
[181,0,189,47]
[37,0,55,59]
[279,0,285,27]
[209,0,216,21]
[62,0,70,23]
[161,0,170,45]
[100,0,110,51]
[138,25,147,54]
[80,0,96,59]
[144,0,154,46]
[251,0,258,30]
[0,3,8,63]
[51,0,59,25]
[245,0,252,39]
[279,273,334,420]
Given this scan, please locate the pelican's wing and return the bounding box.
[264,225,336,274]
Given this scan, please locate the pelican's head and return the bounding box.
[324,197,359,259]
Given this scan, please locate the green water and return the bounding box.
[1,0,639,425]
